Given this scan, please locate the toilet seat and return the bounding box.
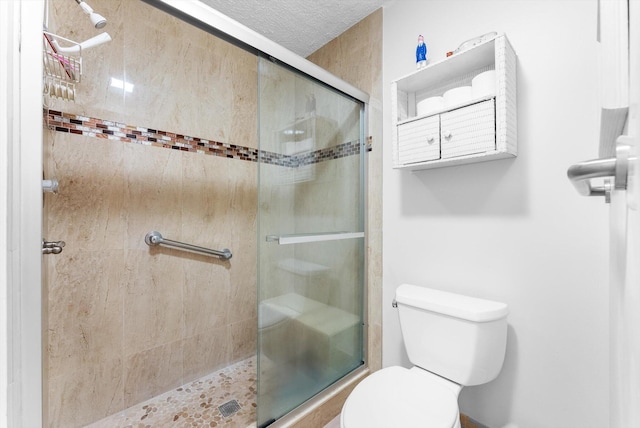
[341,366,459,428]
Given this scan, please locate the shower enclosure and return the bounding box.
[40,0,366,426]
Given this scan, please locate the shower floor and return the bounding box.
[86,357,257,428]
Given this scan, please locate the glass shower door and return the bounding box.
[257,57,365,427]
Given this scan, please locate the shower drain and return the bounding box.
[218,399,241,418]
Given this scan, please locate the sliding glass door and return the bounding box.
[256,57,365,427]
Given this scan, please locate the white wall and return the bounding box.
[382,1,609,427]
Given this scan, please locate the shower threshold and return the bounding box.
[86,357,257,428]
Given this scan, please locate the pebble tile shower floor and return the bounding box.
[86,357,257,428]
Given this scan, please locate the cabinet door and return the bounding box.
[441,99,495,159]
[397,115,440,165]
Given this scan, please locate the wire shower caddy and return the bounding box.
[43,31,82,102]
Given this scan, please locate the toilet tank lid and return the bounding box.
[395,284,509,322]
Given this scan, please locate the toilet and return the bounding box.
[341,284,509,428]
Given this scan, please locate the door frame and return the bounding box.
[1,0,45,426]
[608,0,640,424]
[618,0,640,422]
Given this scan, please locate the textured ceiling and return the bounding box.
[198,0,387,57]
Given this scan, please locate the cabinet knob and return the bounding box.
[427,136,435,143]
[443,131,452,139]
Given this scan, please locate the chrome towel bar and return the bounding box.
[266,231,365,245]
[144,231,232,260]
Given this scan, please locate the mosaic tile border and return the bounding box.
[45,109,371,167]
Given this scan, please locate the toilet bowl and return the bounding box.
[341,366,461,428]
[340,284,508,428]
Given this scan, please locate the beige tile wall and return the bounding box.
[43,1,257,426]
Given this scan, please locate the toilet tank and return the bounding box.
[395,284,509,386]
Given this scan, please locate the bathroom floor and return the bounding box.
[86,357,257,428]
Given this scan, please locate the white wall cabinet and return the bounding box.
[391,34,517,170]
[397,115,440,164]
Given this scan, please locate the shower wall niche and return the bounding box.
[43,1,258,426]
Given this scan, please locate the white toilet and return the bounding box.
[341,284,509,428]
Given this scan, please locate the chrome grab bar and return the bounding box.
[567,138,634,203]
[266,231,365,245]
[144,231,232,260]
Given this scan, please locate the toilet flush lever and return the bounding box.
[392,298,398,308]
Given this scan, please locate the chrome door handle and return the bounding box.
[567,136,634,203]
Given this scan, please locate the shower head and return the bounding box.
[89,12,107,29]
[75,0,107,29]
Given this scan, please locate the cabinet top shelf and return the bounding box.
[393,34,501,93]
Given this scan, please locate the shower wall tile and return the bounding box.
[44,128,126,428]
[124,142,183,251]
[121,1,259,146]
[230,317,258,361]
[45,135,260,426]
[225,160,258,323]
[47,355,124,428]
[45,0,262,425]
[43,117,264,426]
[180,153,228,233]
[48,0,258,147]
[123,249,185,355]
[363,10,384,374]
[123,339,185,408]
[180,148,257,328]
[367,230,383,371]
[229,272,258,324]
[44,131,125,250]
[47,248,125,371]
[46,126,257,426]
[182,327,230,381]
[229,229,258,322]
[183,259,230,337]
[46,248,124,428]
[180,150,246,252]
